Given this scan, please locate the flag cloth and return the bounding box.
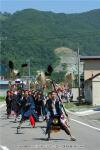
[29,115,35,127]
[21,63,28,67]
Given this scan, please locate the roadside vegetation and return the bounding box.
[64,102,97,112]
[0,96,5,102]
[1,9,100,77]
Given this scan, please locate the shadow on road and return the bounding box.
[34,125,46,128]
[32,137,69,141]
[11,126,32,129]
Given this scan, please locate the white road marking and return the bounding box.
[71,118,100,131]
[0,145,10,150]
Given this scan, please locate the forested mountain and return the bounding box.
[1,9,100,75]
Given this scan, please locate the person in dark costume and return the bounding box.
[35,92,45,117]
[45,91,76,141]
[14,90,24,122]
[17,90,38,128]
[10,90,18,115]
[5,91,12,119]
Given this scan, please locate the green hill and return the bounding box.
[1,9,100,75]
[0,12,11,21]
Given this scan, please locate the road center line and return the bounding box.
[0,145,10,150]
[71,118,100,131]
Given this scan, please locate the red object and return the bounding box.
[29,115,35,127]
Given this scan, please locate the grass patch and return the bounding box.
[64,102,76,111]
[64,102,96,112]
[0,96,5,102]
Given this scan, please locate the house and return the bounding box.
[80,56,100,80]
[0,80,9,96]
[0,80,9,89]
[80,56,100,105]
[84,73,100,106]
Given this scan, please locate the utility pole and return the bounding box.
[0,37,1,68]
[28,59,31,79]
[77,47,80,103]
[0,36,7,78]
[26,59,31,90]
[28,59,31,90]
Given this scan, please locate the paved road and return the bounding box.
[0,105,100,150]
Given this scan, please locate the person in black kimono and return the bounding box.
[5,90,12,118]
[35,92,45,117]
[17,90,38,128]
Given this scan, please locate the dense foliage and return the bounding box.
[0,9,100,76]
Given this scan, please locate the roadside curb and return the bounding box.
[0,102,6,109]
[65,108,75,115]
[65,108,100,116]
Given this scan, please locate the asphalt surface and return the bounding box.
[0,105,100,150]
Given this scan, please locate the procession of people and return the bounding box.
[5,79,76,141]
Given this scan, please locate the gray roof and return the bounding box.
[80,56,100,60]
[0,80,9,85]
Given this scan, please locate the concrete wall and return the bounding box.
[84,60,100,80]
[92,75,100,106]
[84,80,92,104]
[72,88,78,101]
[0,89,7,97]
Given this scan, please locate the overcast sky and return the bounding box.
[0,0,100,14]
